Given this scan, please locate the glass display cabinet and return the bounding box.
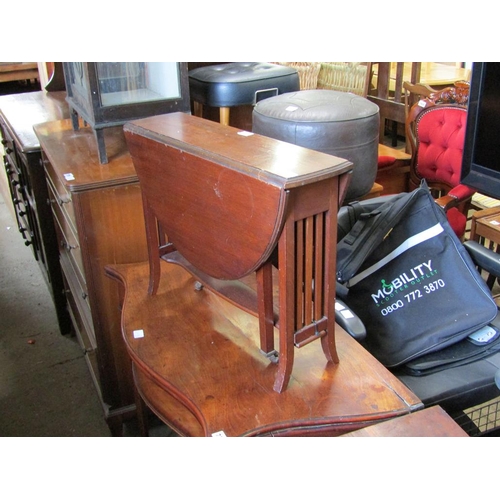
[63,62,190,163]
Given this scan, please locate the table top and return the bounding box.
[125,112,353,281]
[372,63,470,94]
[341,405,468,437]
[474,207,500,226]
[419,62,470,86]
[34,119,137,192]
[471,207,500,243]
[126,112,353,189]
[0,91,68,152]
[106,259,423,437]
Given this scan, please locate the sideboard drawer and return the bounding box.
[60,250,94,347]
[51,198,85,290]
[60,251,99,387]
[45,165,77,233]
[53,211,87,296]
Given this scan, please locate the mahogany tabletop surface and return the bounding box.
[106,259,423,437]
[0,91,68,152]
[341,405,468,437]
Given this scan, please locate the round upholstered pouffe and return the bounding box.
[252,89,380,202]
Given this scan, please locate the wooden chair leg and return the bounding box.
[193,101,203,118]
[219,107,230,126]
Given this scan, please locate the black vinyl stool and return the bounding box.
[189,62,300,126]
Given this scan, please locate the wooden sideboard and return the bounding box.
[0,91,71,335]
[34,119,149,435]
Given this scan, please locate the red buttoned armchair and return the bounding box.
[405,83,473,239]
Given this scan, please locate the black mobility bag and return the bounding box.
[336,182,498,369]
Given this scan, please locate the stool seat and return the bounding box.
[253,89,380,202]
[189,62,300,108]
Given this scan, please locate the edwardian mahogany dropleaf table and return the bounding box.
[124,112,355,393]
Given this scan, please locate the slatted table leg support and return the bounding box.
[273,180,341,393]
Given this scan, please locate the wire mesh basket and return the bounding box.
[453,397,500,436]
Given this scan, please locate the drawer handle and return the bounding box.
[61,240,78,251]
[58,196,71,206]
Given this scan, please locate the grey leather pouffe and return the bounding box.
[252,89,380,203]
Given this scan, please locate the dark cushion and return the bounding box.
[396,349,500,414]
[189,63,300,107]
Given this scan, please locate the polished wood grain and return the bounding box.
[341,405,467,437]
[106,260,423,437]
[0,91,68,151]
[124,113,353,392]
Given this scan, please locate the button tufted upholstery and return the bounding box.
[406,103,475,239]
[189,63,300,126]
[189,62,300,107]
[415,106,467,186]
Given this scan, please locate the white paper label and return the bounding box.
[212,430,227,437]
[133,329,145,339]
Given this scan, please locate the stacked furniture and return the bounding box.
[105,112,424,436]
